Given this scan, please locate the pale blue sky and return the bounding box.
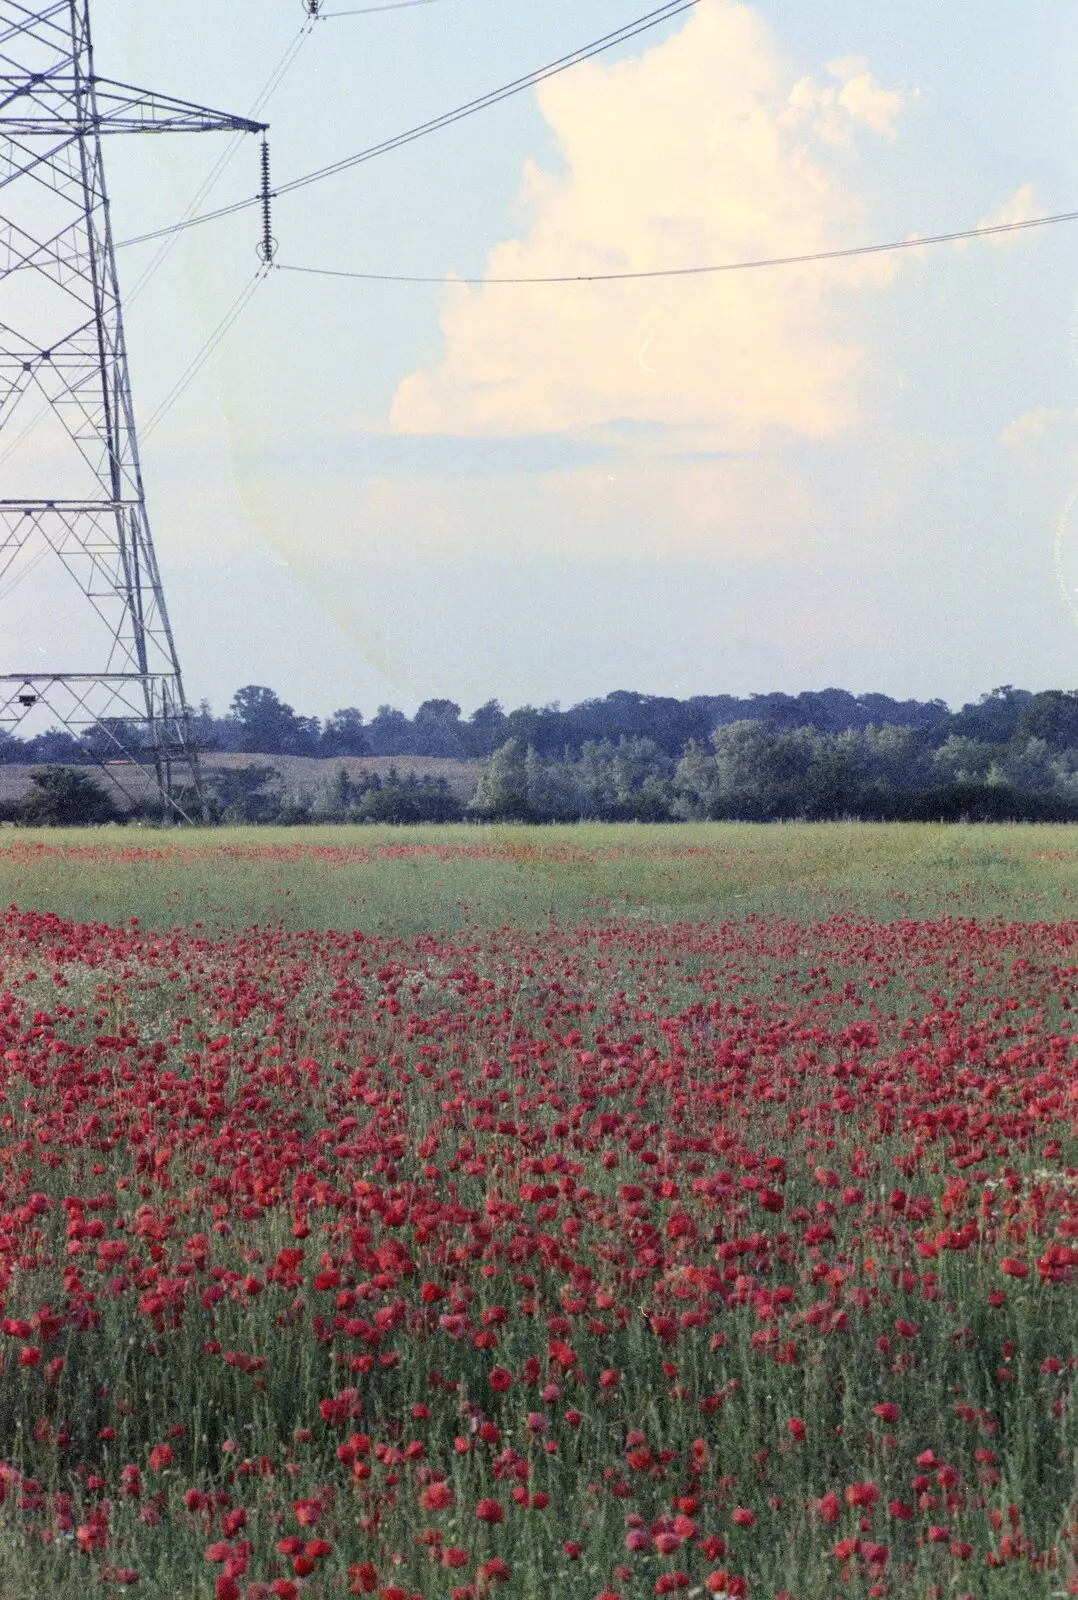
[12,1,1078,716]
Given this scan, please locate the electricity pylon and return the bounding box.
[0,1,267,821]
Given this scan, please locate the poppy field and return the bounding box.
[2,830,1078,1596]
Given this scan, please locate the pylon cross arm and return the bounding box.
[0,75,267,135]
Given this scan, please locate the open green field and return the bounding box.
[0,820,1077,933]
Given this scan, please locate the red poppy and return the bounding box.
[420,1481,453,1512]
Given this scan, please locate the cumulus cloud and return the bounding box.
[390,1,906,448]
[783,55,906,145]
[953,183,1040,254]
[979,182,1039,232]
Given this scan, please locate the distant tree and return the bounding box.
[462,700,509,758]
[672,741,720,820]
[710,722,817,820]
[229,686,319,755]
[690,695,752,733]
[946,686,1032,744]
[413,699,464,757]
[366,705,416,756]
[81,717,147,762]
[355,770,463,823]
[504,704,556,755]
[859,693,949,732]
[748,693,808,731]
[1014,690,1078,751]
[860,724,933,794]
[311,766,361,820]
[321,707,371,757]
[19,767,117,826]
[24,729,85,764]
[522,746,582,821]
[1000,737,1068,795]
[804,728,869,816]
[204,762,281,823]
[932,736,999,785]
[567,737,673,819]
[469,739,530,820]
[188,699,222,752]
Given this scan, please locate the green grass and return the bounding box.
[0,819,1077,932]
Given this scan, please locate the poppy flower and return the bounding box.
[420,1481,453,1512]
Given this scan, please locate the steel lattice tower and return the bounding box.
[0,1,266,820]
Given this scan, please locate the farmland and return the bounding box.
[1,825,1078,1596]
[1,821,1078,932]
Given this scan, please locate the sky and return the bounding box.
[5,0,1078,718]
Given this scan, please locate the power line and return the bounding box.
[115,0,698,249]
[319,0,447,15]
[273,206,1078,285]
[128,20,314,302]
[141,271,268,440]
[0,25,316,472]
[276,0,697,199]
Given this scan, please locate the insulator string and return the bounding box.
[259,138,276,264]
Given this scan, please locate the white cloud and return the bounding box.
[784,55,906,146]
[979,182,1039,231]
[390,1,906,449]
[953,183,1039,253]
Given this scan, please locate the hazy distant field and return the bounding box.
[0,820,1076,932]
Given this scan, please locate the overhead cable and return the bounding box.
[115,0,698,249]
[319,0,446,14]
[4,33,307,469]
[274,206,1078,286]
[274,0,697,199]
[141,271,267,439]
[127,20,315,300]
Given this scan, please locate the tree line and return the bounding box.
[0,681,1058,765]
[468,720,1078,824]
[7,683,1078,823]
